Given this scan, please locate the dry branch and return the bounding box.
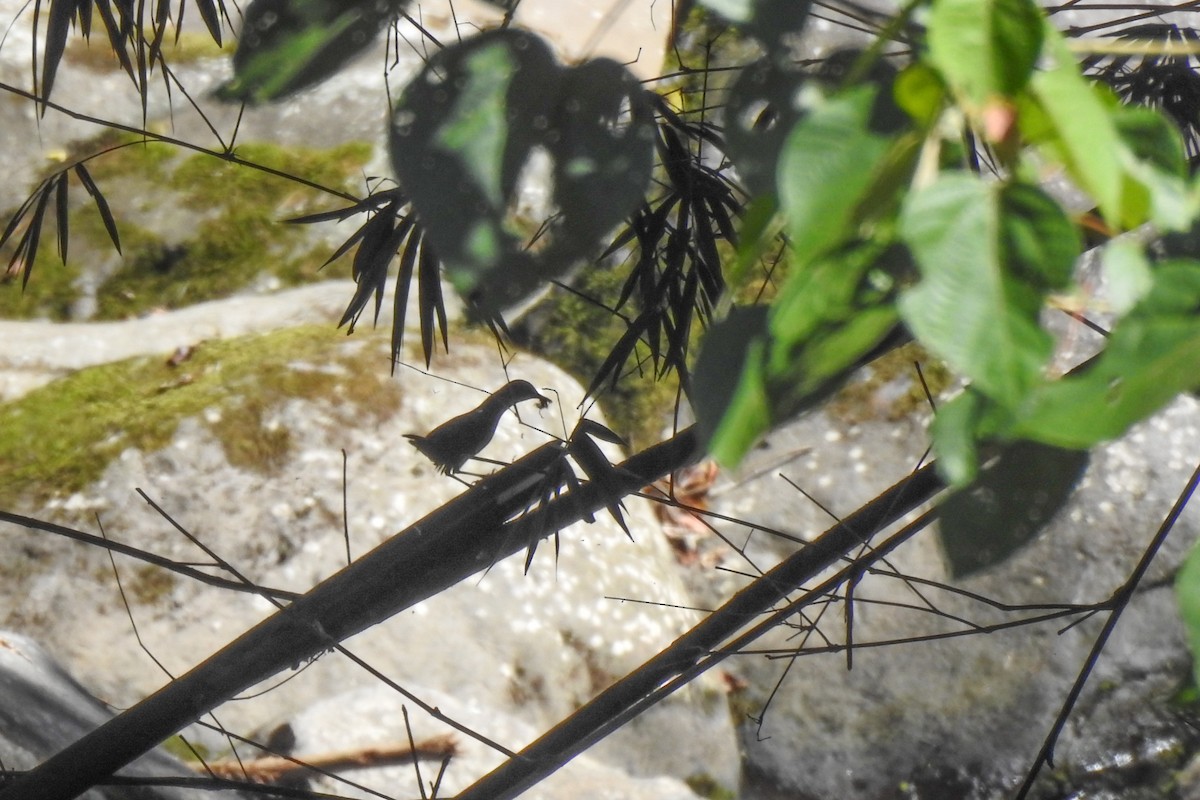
[201,733,458,783]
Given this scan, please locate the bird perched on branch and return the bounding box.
[405,380,552,474]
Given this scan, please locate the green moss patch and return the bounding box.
[1,134,373,321]
[0,325,401,509]
[65,27,228,73]
[515,265,681,452]
[127,563,179,605]
[828,340,955,424]
[685,774,737,800]
[94,139,373,318]
[0,257,81,320]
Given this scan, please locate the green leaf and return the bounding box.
[1101,238,1153,316]
[1000,182,1079,291]
[898,174,1053,406]
[1141,259,1200,314]
[218,0,407,104]
[894,63,947,127]
[768,239,902,400]
[1111,105,1198,232]
[927,0,1044,104]
[1137,167,1199,233]
[1024,25,1129,227]
[389,29,654,318]
[433,43,518,210]
[1012,260,1200,447]
[777,86,896,266]
[693,306,772,465]
[726,194,782,292]
[938,440,1089,578]
[1113,104,1187,177]
[696,241,904,467]
[1175,542,1200,686]
[930,389,987,487]
[784,305,898,393]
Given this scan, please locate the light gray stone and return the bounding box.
[0,630,243,800]
[0,324,739,797]
[702,380,1200,799]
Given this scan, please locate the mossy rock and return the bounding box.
[1,134,373,321]
[64,26,229,73]
[512,262,681,452]
[0,257,82,320]
[0,325,401,510]
[827,340,955,424]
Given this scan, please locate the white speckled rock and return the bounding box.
[706,383,1200,799]
[0,321,738,797]
[286,685,706,800]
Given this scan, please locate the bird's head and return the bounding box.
[498,379,552,410]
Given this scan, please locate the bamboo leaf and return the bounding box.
[1,185,41,253]
[16,182,53,287]
[389,226,421,369]
[37,0,79,106]
[194,0,225,46]
[54,173,69,264]
[74,164,121,254]
[417,239,446,366]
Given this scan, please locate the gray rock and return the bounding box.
[700,378,1200,799]
[0,280,371,400]
[0,320,739,797]
[0,0,671,211]
[0,630,244,799]
[283,685,704,799]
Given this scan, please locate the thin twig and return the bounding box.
[1015,459,1200,798]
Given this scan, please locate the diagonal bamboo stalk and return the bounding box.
[454,462,944,800]
[1,428,700,800]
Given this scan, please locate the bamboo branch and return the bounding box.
[202,734,458,784]
[455,463,945,800]
[0,428,699,800]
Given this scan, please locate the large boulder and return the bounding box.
[0,630,246,800]
[700,359,1200,799]
[0,290,739,798]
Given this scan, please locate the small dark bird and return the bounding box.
[405,380,551,474]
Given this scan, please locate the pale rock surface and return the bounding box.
[0,630,243,799]
[700,372,1200,798]
[0,281,371,400]
[0,0,672,212]
[0,302,739,796]
[289,685,709,799]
